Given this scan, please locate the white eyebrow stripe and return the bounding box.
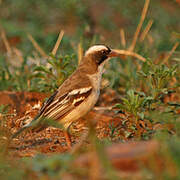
[85,45,108,55]
[69,87,92,95]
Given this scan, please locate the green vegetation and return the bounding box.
[0,0,180,179]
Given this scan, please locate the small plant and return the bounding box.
[0,57,32,91]
[30,53,77,92]
[0,105,9,131]
[108,121,117,139]
[139,59,178,99]
[0,104,9,116]
[115,89,153,121]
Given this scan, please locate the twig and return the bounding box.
[51,30,64,56]
[1,31,12,54]
[94,106,113,111]
[78,42,83,64]
[128,0,150,52]
[27,33,47,57]
[13,47,24,63]
[114,49,146,62]
[140,19,153,42]
[162,42,179,64]
[120,28,126,47]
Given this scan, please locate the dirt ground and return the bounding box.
[0,90,179,176]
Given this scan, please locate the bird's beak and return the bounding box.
[108,49,119,57]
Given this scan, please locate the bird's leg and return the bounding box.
[64,122,74,149]
[64,130,72,149]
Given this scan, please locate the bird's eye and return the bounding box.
[102,50,106,54]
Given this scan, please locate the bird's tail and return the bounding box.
[11,114,43,139]
[12,115,63,139]
[11,125,30,139]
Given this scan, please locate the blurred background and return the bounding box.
[0,0,179,92]
[0,0,179,54]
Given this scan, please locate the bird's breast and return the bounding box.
[87,68,103,92]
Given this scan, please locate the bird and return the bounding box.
[12,44,119,148]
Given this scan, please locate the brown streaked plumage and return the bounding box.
[12,44,119,148]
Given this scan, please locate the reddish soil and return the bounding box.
[0,90,179,174]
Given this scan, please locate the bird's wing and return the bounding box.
[40,86,93,121]
[12,90,61,139]
[39,90,58,117]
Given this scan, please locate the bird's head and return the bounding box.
[78,45,119,74]
[84,45,118,66]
